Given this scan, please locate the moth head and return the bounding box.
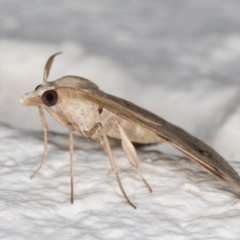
[20,86,59,107]
[20,52,61,107]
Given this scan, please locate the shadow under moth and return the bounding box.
[20,53,240,208]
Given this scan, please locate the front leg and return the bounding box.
[30,107,49,179]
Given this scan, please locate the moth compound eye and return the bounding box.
[42,90,58,106]
[35,84,42,91]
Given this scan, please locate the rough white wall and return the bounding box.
[1,123,240,239]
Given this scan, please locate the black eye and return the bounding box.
[42,90,58,106]
[35,84,42,90]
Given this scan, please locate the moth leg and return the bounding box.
[30,107,48,179]
[83,122,136,208]
[41,105,76,202]
[67,123,74,204]
[42,105,68,127]
[83,122,137,208]
[101,132,136,209]
[82,122,110,155]
[117,122,152,193]
[83,122,116,172]
[82,122,101,138]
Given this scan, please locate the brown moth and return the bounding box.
[20,53,240,208]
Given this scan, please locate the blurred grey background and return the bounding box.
[1,0,240,159]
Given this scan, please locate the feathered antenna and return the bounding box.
[43,52,62,84]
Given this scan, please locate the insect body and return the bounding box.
[20,53,240,208]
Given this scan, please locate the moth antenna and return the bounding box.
[43,52,62,84]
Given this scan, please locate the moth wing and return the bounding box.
[56,86,240,189]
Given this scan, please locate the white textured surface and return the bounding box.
[1,123,240,240]
[1,1,240,239]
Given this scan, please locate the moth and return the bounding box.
[20,53,240,208]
